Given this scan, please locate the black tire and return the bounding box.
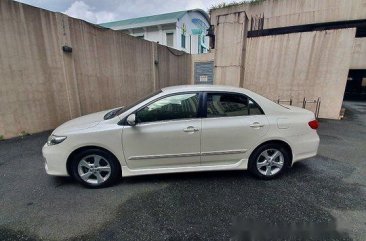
[248,143,291,180]
[71,149,121,188]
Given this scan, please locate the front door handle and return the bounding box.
[250,122,264,128]
[183,126,199,133]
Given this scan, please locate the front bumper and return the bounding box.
[42,144,69,176]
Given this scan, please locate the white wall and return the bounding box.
[113,11,210,54]
[145,29,161,43]
[177,11,210,54]
[128,25,176,47]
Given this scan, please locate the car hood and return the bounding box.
[53,109,113,135]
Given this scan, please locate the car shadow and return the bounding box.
[49,161,312,188]
[50,176,75,187]
[119,162,309,185]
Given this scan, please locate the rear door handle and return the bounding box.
[183,126,199,133]
[250,122,264,128]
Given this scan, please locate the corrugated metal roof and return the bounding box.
[99,9,209,29]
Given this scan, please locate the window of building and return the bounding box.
[197,35,201,53]
[136,93,199,123]
[201,36,206,53]
[166,33,174,47]
[181,34,186,48]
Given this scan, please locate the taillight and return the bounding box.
[308,120,319,130]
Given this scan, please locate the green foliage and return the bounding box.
[0,135,3,141]
[210,0,267,11]
[19,131,30,138]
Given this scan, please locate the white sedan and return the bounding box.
[43,85,319,188]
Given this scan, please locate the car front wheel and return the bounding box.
[71,149,121,188]
[248,143,290,179]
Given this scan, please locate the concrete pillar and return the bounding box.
[151,42,159,90]
[213,11,248,86]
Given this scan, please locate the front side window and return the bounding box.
[206,93,249,118]
[136,93,199,123]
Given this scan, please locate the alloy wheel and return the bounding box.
[256,149,285,176]
[77,154,112,185]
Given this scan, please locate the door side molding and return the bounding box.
[128,152,201,160]
[128,149,247,161]
[201,149,247,156]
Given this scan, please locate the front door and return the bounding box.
[201,92,269,166]
[122,93,201,170]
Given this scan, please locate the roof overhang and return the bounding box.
[187,9,210,24]
[113,19,177,30]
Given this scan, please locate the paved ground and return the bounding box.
[0,101,365,241]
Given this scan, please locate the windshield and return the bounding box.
[103,90,162,120]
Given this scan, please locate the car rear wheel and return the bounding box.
[248,143,290,179]
[71,149,121,188]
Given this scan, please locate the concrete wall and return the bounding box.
[351,38,366,69]
[0,0,191,139]
[211,0,366,29]
[244,28,356,119]
[214,12,248,86]
[209,0,363,120]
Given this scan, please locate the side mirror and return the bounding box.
[127,114,137,126]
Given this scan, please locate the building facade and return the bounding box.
[100,9,210,54]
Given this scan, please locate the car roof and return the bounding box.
[160,85,285,114]
[161,85,248,94]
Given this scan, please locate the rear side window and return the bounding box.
[206,93,249,117]
[249,99,264,115]
[206,93,264,118]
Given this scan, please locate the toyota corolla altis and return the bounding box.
[43,85,319,188]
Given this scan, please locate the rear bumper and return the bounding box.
[290,132,320,163]
[42,144,69,176]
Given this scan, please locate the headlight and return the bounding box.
[47,135,67,146]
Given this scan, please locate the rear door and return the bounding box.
[200,92,269,166]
